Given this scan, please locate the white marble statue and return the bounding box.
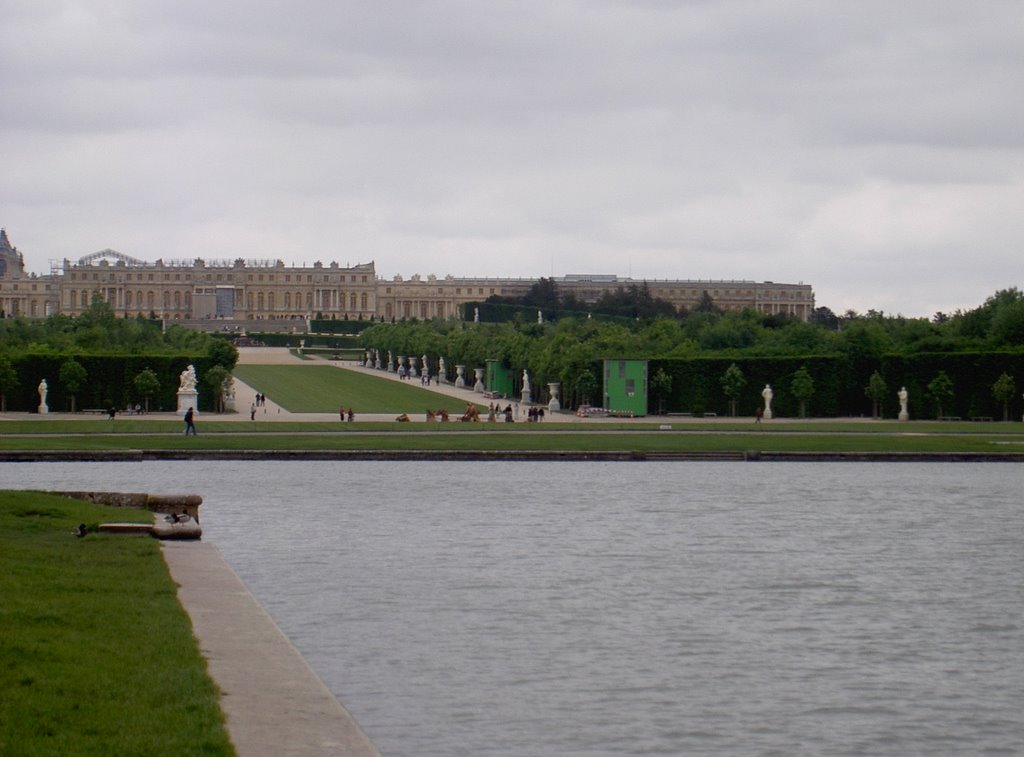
[761,384,773,420]
[521,369,532,404]
[898,386,909,421]
[179,365,197,392]
[438,357,447,383]
[38,379,48,414]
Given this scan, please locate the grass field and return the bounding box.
[0,424,1022,455]
[0,492,234,756]
[233,364,481,413]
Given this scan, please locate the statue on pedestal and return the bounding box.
[521,369,532,404]
[177,364,199,414]
[898,387,909,421]
[761,384,773,420]
[38,379,49,414]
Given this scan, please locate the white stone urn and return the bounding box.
[473,368,485,393]
[548,382,561,412]
[455,365,466,388]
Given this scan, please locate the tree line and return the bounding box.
[0,297,237,413]
[360,285,1024,418]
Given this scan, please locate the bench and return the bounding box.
[971,416,993,422]
[667,412,693,417]
[703,412,717,418]
[938,416,962,421]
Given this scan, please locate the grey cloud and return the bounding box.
[1,0,1021,316]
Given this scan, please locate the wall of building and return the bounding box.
[0,229,815,324]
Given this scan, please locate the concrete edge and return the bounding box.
[162,541,381,757]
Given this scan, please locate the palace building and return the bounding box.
[0,228,815,323]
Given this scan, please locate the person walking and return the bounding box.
[250,401,257,421]
[184,406,197,435]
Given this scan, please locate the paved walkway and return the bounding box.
[163,540,380,757]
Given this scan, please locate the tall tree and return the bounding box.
[790,366,815,419]
[927,371,955,419]
[133,368,160,412]
[574,369,598,407]
[865,370,887,420]
[649,367,673,415]
[204,365,232,414]
[992,372,1016,422]
[0,354,18,412]
[720,363,746,417]
[59,359,88,412]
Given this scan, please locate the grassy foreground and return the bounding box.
[0,492,234,756]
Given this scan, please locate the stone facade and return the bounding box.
[0,228,815,322]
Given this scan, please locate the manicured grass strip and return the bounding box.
[0,431,1018,454]
[0,492,235,757]
[233,364,482,414]
[3,419,1024,436]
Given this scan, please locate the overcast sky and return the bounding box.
[2,1,1021,317]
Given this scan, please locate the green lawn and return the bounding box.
[0,492,234,756]
[0,427,1021,454]
[233,364,482,414]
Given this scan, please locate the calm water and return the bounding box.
[3,461,1022,756]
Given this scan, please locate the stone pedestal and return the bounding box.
[455,365,466,388]
[177,390,198,414]
[38,401,48,414]
[898,410,909,422]
[473,368,485,393]
[548,382,561,413]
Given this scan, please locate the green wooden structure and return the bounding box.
[486,359,514,397]
[603,359,648,416]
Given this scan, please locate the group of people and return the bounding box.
[249,392,269,420]
[485,402,521,423]
[339,405,355,422]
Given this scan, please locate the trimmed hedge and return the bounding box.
[649,351,1024,419]
[309,319,377,335]
[243,333,362,348]
[10,354,220,413]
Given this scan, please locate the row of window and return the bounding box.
[66,289,371,312]
[67,271,372,285]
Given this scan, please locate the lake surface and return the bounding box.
[3,461,1022,756]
